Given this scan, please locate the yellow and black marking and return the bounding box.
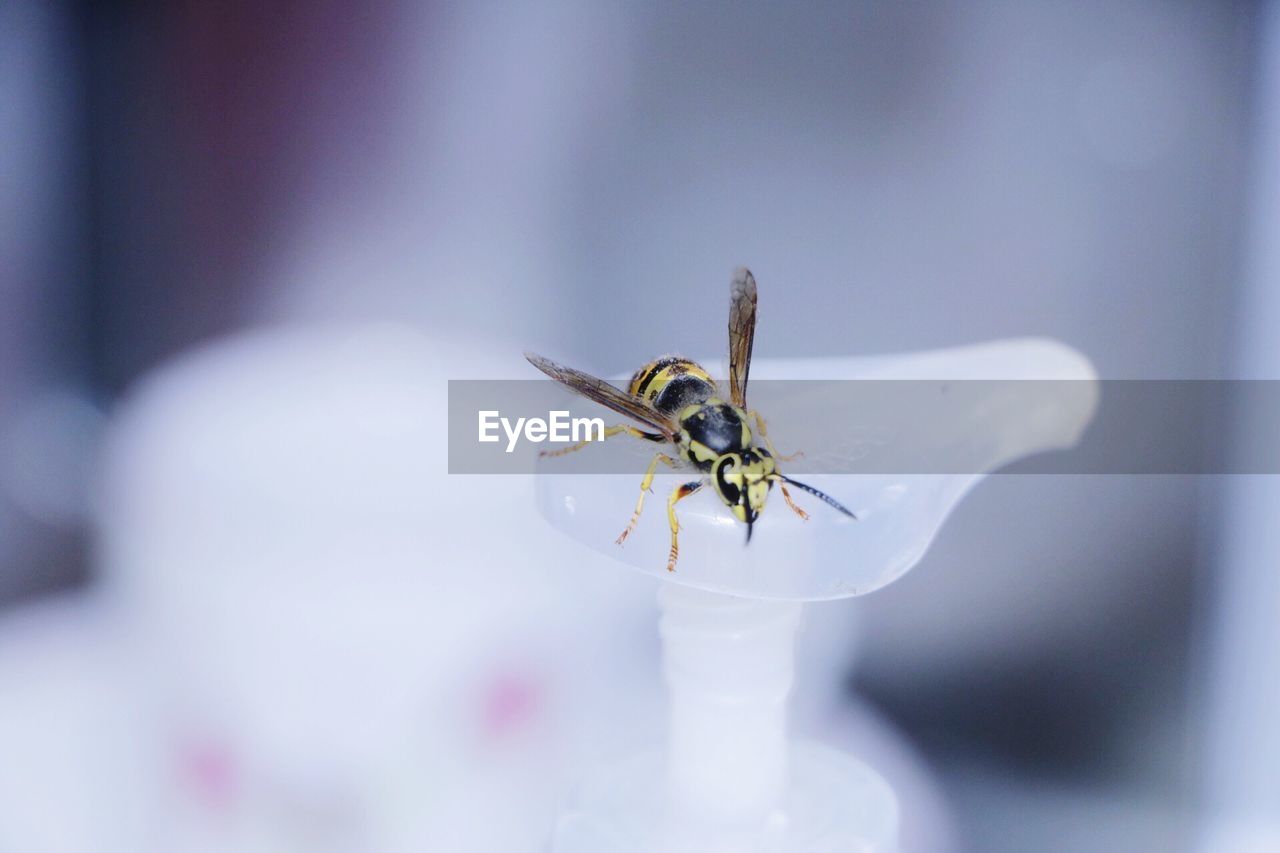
[709,447,778,540]
[525,267,858,573]
[677,399,752,469]
[628,356,716,416]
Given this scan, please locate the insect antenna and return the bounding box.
[778,476,858,520]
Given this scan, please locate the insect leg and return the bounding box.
[749,410,804,462]
[541,424,666,458]
[665,480,705,572]
[770,474,810,521]
[616,452,680,545]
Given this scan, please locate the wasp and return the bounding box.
[526,268,855,572]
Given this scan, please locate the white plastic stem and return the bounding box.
[552,582,896,851]
[659,583,803,823]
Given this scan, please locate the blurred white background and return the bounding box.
[1,1,1274,851]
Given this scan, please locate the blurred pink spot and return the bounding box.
[178,739,239,812]
[482,672,542,738]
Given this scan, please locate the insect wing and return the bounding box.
[728,267,757,408]
[525,352,678,440]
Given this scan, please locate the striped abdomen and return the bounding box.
[628,356,716,416]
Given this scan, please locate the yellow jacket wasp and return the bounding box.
[526,267,856,572]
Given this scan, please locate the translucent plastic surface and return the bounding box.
[552,584,899,853]
[553,743,898,853]
[536,338,1097,600]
